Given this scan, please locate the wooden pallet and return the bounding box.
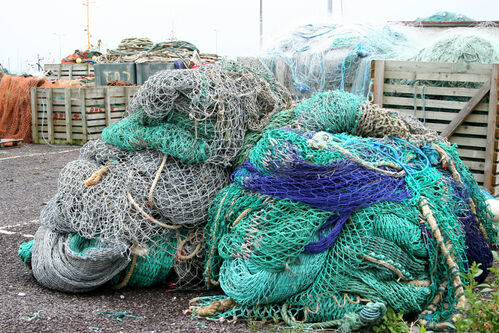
[371,60,499,195]
[0,139,23,149]
[30,86,140,145]
[44,63,94,81]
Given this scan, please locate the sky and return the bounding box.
[1,0,498,73]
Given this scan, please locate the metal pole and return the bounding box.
[86,0,91,50]
[259,0,263,49]
[328,0,333,17]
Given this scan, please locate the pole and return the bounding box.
[86,0,91,50]
[259,0,263,49]
[328,0,333,17]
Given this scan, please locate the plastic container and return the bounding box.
[136,62,176,85]
[94,63,137,86]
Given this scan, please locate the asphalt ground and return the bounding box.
[1,143,496,333]
[0,144,253,333]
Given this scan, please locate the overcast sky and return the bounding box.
[1,0,497,73]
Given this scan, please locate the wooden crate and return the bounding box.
[371,60,499,195]
[30,86,140,145]
[44,63,94,81]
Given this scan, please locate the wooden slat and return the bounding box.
[384,61,494,76]
[420,122,486,136]
[79,88,88,142]
[105,89,112,127]
[383,96,490,112]
[383,84,481,98]
[384,70,490,83]
[449,136,487,148]
[387,108,488,123]
[39,132,101,140]
[64,88,72,145]
[453,149,485,160]
[441,80,491,138]
[484,65,499,192]
[47,89,54,143]
[373,60,385,107]
[30,87,38,143]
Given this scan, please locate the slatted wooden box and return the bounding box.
[371,60,499,195]
[30,86,140,145]
[44,63,94,81]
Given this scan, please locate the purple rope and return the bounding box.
[449,177,493,283]
[303,212,350,254]
[233,155,411,254]
[234,159,410,212]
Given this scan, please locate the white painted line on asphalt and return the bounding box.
[0,148,79,162]
[0,219,39,230]
[0,229,16,235]
[21,234,34,238]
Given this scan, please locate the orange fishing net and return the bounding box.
[0,75,86,143]
[0,75,48,143]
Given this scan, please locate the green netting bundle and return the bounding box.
[415,11,474,22]
[411,33,499,64]
[102,109,213,164]
[192,91,495,331]
[102,62,291,166]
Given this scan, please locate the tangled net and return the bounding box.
[415,11,474,22]
[411,33,499,64]
[103,62,292,166]
[251,23,411,100]
[96,38,219,66]
[192,91,495,331]
[19,62,292,293]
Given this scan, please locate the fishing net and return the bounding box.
[0,75,48,142]
[96,38,219,66]
[411,33,499,65]
[19,138,230,292]
[252,23,412,100]
[415,11,474,22]
[19,62,290,293]
[193,91,495,331]
[103,62,292,166]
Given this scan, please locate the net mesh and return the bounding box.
[0,75,48,142]
[19,62,290,293]
[103,62,292,166]
[194,90,495,331]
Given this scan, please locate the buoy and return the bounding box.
[486,199,499,223]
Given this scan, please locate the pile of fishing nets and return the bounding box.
[97,38,220,68]
[411,32,499,64]
[190,91,496,331]
[250,23,412,100]
[18,62,291,293]
[0,75,55,143]
[415,11,475,22]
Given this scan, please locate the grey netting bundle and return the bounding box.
[20,62,292,293]
[102,62,291,166]
[42,140,230,247]
[31,225,130,293]
[22,139,231,292]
